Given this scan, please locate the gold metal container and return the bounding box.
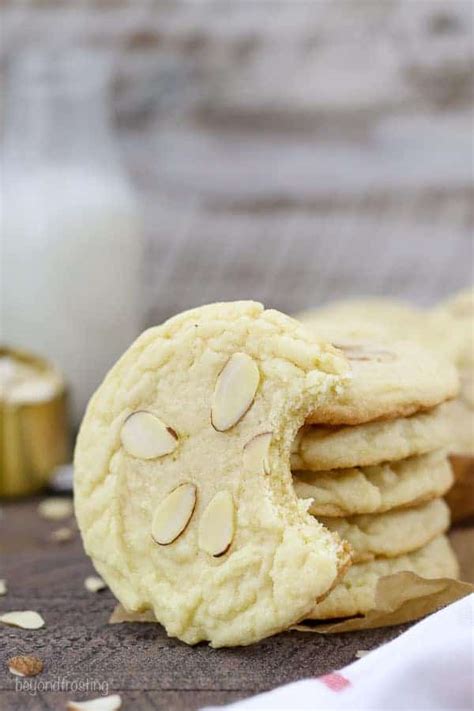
[0,347,69,497]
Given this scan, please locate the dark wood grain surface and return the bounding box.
[0,497,434,711]
[1,498,473,711]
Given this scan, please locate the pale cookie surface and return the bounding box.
[74,301,350,647]
[293,451,453,517]
[297,324,458,425]
[292,403,451,471]
[307,535,459,620]
[319,498,450,563]
[297,298,464,364]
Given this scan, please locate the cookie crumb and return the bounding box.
[84,576,107,593]
[50,526,74,543]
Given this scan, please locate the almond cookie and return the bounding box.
[318,498,450,563]
[293,451,453,517]
[292,403,451,471]
[307,534,459,620]
[302,336,458,426]
[297,304,459,425]
[297,298,464,364]
[74,301,351,647]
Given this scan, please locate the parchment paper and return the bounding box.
[293,573,473,633]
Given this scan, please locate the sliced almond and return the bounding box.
[242,432,272,475]
[332,342,396,363]
[67,694,122,711]
[0,611,45,629]
[120,411,178,460]
[151,483,197,545]
[38,497,73,520]
[50,526,74,543]
[8,655,43,677]
[0,579,6,596]
[84,576,106,593]
[211,353,260,431]
[198,490,235,557]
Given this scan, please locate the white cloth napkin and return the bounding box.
[202,594,474,711]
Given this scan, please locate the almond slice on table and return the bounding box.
[38,497,73,520]
[199,490,235,557]
[120,411,178,460]
[211,353,260,431]
[50,526,74,543]
[0,579,6,596]
[84,576,107,593]
[67,694,122,711]
[151,483,197,545]
[0,611,45,629]
[8,655,43,677]
[243,432,272,475]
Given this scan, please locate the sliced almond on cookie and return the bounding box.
[199,491,235,557]
[151,484,197,545]
[211,353,260,431]
[121,411,178,460]
[243,432,272,475]
[333,343,396,363]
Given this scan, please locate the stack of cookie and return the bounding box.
[298,289,474,521]
[291,322,460,620]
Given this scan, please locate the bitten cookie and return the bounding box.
[307,535,459,620]
[318,498,450,563]
[293,451,453,517]
[74,301,350,647]
[292,403,451,471]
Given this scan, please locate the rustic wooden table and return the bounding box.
[1,498,472,711]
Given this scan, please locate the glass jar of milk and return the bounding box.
[1,49,142,427]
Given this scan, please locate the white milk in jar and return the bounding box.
[0,50,142,425]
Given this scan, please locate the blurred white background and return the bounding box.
[1,0,473,422]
